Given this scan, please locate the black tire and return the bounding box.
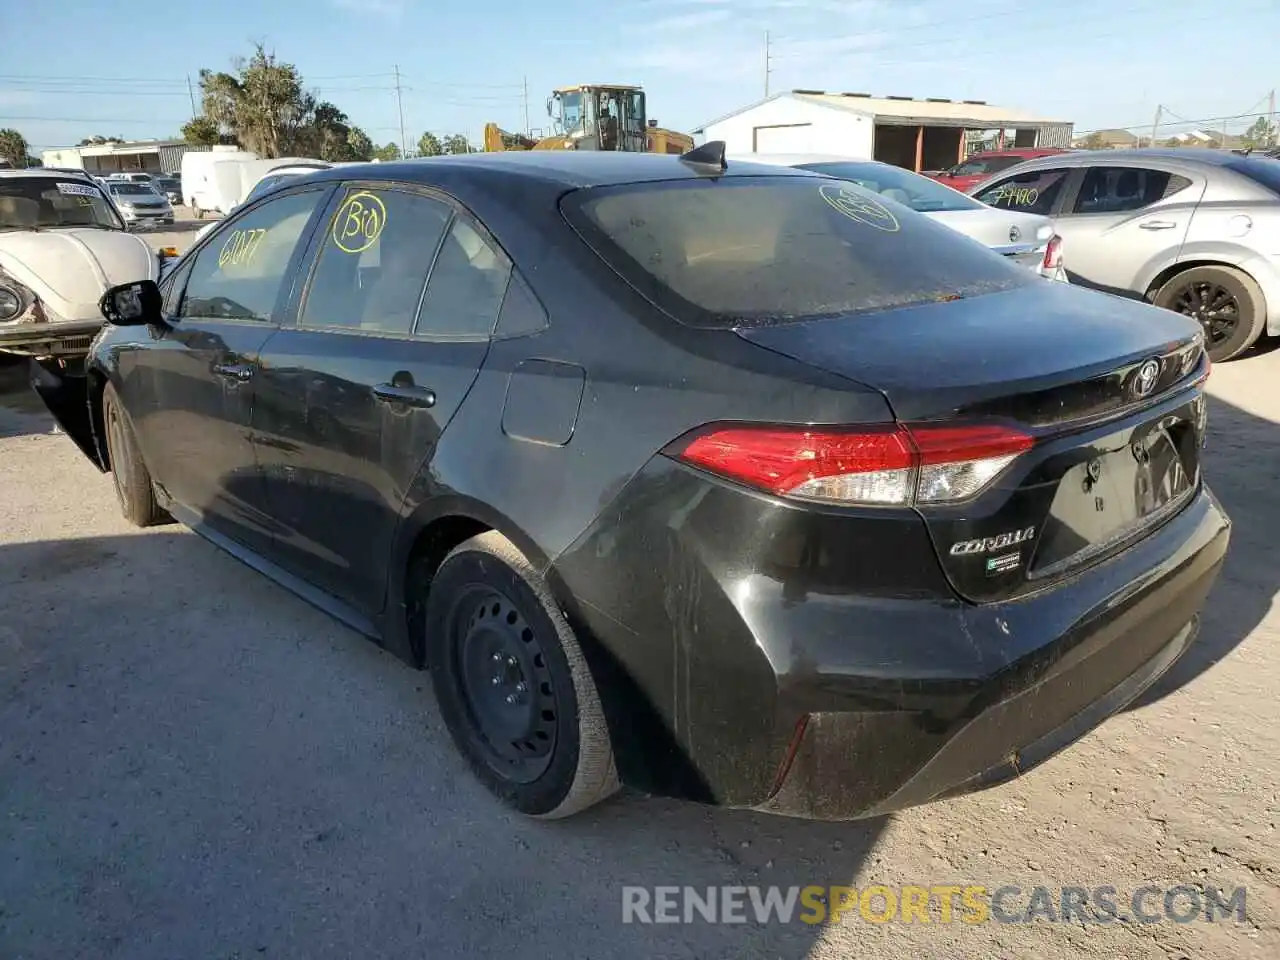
[1154,264,1266,363]
[101,383,168,527]
[424,531,618,818]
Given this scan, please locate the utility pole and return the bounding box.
[393,64,407,158]
[1149,103,1161,148]
[523,76,530,136]
[186,74,197,118]
[763,31,772,98]
[1269,89,1276,147]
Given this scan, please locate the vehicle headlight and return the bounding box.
[0,285,22,321]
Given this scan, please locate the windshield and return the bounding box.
[111,183,158,196]
[798,162,984,213]
[562,176,1029,329]
[559,92,584,135]
[948,155,1025,177]
[0,177,124,231]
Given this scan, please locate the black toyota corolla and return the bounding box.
[34,144,1229,820]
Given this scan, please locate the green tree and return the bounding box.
[1077,132,1107,150]
[181,117,221,147]
[77,135,124,146]
[372,142,402,162]
[442,134,472,155]
[24,155,41,168]
[0,128,29,168]
[346,127,373,161]
[1243,116,1276,149]
[196,45,318,157]
[417,132,442,156]
[1163,137,1183,147]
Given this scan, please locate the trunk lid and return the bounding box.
[736,282,1209,602]
[928,208,1051,271]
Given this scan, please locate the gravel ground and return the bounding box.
[0,339,1277,959]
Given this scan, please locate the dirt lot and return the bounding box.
[0,341,1277,959]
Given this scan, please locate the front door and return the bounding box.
[1051,164,1204,295]
[132,185,331,552]
[253,183,511,613]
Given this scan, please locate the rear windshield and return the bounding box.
[561,176,1029,328]
[111,183,156,196]
[1226,157,1280,196]
[797,161,983,213]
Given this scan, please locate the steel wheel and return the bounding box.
[1171,280,1239,351]
[450,585,560,784]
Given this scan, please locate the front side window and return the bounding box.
[300,187,451,335]
[179,189,325,322]
[0,177,123,231]
[974,168,1071,215]
[1071,167,1188,214]
[563,175,1029,329]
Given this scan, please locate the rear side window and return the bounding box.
[562,177,1029,328]
[973,168,1070,215]
[1070,167,1190,214]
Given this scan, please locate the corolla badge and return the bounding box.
[949,527,1036,556]
[1009,224,1022,243]
[1132,358,1161,399]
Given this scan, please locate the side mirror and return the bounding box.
[100,279,163,326]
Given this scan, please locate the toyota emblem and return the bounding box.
[1009,225,1022,243]
[1132,358,1161,398]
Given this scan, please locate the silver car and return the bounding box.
[971,148,1280,361]
[732,153,1066,281]
[105,181,174,228]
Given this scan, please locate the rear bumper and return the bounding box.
[554,459,1230,820]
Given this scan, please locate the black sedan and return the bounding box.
[36,145,1229,820]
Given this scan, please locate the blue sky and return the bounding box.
[2,0,1275,153]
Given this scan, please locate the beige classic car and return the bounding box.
[0,169,162,360]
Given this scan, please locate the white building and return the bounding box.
[694,91,1073,172]
[41,139,206,175]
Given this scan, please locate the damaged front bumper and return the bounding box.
[0,319,103,359]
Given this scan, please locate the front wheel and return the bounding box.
[1154,264,1267,363]
[101,383,169,527]
[424,531,618,818]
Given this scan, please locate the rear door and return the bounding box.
[1049,164,1204,294]
[253,182,511,613]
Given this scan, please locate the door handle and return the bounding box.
[1139,220,1177,230]
[212,362,254,382]
[373,383,436,408]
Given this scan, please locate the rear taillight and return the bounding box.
[1042,234,1063,271]
[671,423,1034,506]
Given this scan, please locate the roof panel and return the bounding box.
[793,93,1070,127]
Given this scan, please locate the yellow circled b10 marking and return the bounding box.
[333,191,387,254]
[218,227,268,269]
[818,183,900,233]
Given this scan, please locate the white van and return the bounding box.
[180,148,258,218]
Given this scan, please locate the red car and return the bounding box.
[927,148,1070,192]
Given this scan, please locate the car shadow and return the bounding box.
[0,528,883,959]
[1126,366,1279,710]
[0,361,55,439]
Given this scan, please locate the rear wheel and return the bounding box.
[424,531,618,818]
[102,383,168,527]
[1154,264,1266,363]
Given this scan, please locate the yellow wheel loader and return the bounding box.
[484,84,693,154]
